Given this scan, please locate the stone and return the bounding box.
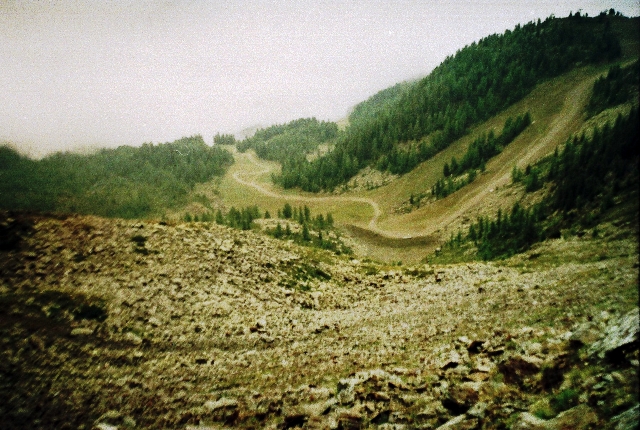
[283,412,307,428]
[70,327,94,336]
[147,316,162,327]
[94,423,118,430]
[436,414,478,430]
[211,301,232,317]
[443,382,480,414]
[204,398,238,411]
[467,401,488,419]
[513,404,599,430]
[336,384,356,406]
[466,372,490,382]
[219,240,234,252]
[547,404,598,429]
[466,339,485,354]
[124,332,143,345]
[588,309,639,362]
[301,399,336,417]
[611,404,640,430]
[437,349,462,370]
[498,355,543,386]
[569,322,601,347]
[337,409,364,429]
[368,391,391,401]
[416,401,442,419]
[511,412,547,430]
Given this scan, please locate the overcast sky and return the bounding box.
[1,1,638,157]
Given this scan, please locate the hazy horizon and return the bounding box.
[2,1,638,158]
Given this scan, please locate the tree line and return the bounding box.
[274,12,623,192]
[586,60,639,117]
[432,112,531,199]
[183,202,349,254]
[236,118,339,175]
[0,135,233,219]
[449,105,638,260]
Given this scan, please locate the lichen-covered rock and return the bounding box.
[588,309,639,362]
[611,404,640,430]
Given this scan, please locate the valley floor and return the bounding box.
[1,210,637,429]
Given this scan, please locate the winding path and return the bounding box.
[232,151,394,236]
[230,71,601,245]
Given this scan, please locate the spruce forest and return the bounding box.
[274,12,623,191]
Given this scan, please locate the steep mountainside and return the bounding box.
[0,210,637,429]
[273,13,637,192]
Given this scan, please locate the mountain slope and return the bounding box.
[1,209,637,429]
[276,13,629,192]
[218,62,637,263]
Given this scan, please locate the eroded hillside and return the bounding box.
[1,210,637,429]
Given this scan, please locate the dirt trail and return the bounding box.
[233,152,393,236]
[231,73,597,245]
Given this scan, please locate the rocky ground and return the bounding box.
[0,210,638,429]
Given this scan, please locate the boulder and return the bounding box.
[498,355,543,386]
[511,404,598,430]
[437,349,462,370]
[70,327,94,336]
[443,382,480,414]
[569,322,601,347]
[511,412,547,430]
[436,414,478,430]
[611,404,640,430]
[588,309,639,362]
[337,409,364,429]
[204,397,238,412]
[123,332,143,345]
[547,404,598,429]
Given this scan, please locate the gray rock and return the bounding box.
[547,404,598,429]
[94,423,118,430]
[443,382,480,414]
[467,401,488,419]
[511,412,546,430]
[436,414,478,429]
[204,397,238,411]
[569,322,601,347]
[124,332,142,345]
[437,349,462,370]
[70,327,94,336]
[588,309,639,361]
[611,404,640,430]
[513,404,599,430]
[337,409,364,429]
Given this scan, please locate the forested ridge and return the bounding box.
[236,118,339,169]
[275,12,624,192]
[0,135,233,219]
[587,59,640,116]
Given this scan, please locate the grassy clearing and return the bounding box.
[219,148,375,225]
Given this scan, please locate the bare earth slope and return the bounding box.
[1,211,637,429]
